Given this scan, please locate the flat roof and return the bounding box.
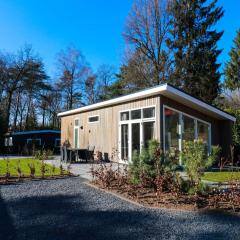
[58,83,236,122]
[9,130,60,136]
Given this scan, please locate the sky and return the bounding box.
[0,0,239,80]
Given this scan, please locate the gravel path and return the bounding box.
[0,177,239,240]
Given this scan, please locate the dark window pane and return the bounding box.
[132,123,140,155]
[121,124,128,160]
[143,122,155,148]
[88,116,99,122]
[164,108,180,154]
[197,121,210,151]
[143,107,155,118]
[182,115,195,142]
[75,119,79,126]
[131,109,141,119]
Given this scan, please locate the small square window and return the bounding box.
[74,119,79,126]
[131,109,141,119]
[143,107,155,118]
[120,112,129,121]
[88,116,99,123]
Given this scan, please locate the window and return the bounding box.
[119,106,156,161]
[27,139,41,146]
[182,115,195,142]
[164,108,180,154]
[143,122,155,148]
[164,105,211,163]
[132,123,140,155]
[55,139,61,147]
[120,112,129,121]
[143,107,155,118]
[4,137,13,147]
[74,118,80,148]
[74,128,79,148]
[88,116,99,123]
[74,119,79,126]
[131,109,141,119]
[197,120,210,150]
[121,124,129,160]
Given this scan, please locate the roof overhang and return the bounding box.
[58,84,236,122]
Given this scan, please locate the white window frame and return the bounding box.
[73,117,80,148]
[118,105,156,162]
[88,115,100,124]
[163,105,212,164]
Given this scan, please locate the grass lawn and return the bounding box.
[0,158,66,177]
[202,171,240,182]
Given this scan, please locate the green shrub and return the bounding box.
[129,139,177,185]
[181,139,220,194]
[129,139,161,184]
[34,149,53,160]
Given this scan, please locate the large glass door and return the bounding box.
[119,107,156,161]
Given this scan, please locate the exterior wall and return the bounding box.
[61,96,160,161]
[160,96,232,157]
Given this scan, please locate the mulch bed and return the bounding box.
[92,180,240,213]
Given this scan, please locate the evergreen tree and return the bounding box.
[225,29,240,91]
[169,0,224,103]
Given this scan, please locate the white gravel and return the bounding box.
[0,177,239,240]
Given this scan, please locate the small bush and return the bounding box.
[181,139,220,194]
[5,159,10,182]
[16,159,22,181]
[40,160,46,179]
[34,149,53,160]
[28,161,36,179]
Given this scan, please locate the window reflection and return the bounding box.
[164,108,180,154]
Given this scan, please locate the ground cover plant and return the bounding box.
[91,140,240,213]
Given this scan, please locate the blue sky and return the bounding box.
[0,0,239,79]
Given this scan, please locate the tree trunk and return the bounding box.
[6,91,13,129]
[13,92,20,130]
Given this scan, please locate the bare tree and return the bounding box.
[56,47,89,110]
[85,73,97,105]
[96,64,116,101]
[123,0,172,85]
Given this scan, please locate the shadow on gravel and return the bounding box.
[0,191,17,240]
[1,192,240,240]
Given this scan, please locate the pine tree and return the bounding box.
[169,0,224,103]
[225,30,240,91]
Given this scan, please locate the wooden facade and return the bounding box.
[61,96,160,160]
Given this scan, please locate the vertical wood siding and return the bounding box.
[61,96,160,161]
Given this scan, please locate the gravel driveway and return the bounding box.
[0,177,239,240]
